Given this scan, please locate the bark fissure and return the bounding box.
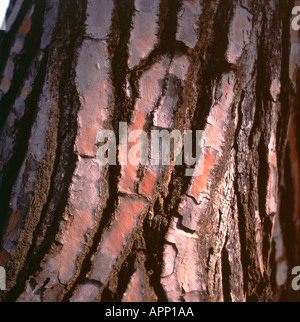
[0,1,45,132]
[0,0,299,303]
[63,1,137,300]
[0,1,46,241]
[1,0,87,302]
[0,0,32,79]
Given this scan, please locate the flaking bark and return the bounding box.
[0,0,299,302]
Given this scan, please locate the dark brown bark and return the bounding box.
[0,0,299,302]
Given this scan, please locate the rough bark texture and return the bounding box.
[0,0,299,302]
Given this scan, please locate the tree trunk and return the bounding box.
[0,0,299,302]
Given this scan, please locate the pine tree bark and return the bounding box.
[0,0,299,302]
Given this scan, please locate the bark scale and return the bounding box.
[0,0,299,302]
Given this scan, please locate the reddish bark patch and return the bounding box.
[76,83,109,156]
[0,77,11,93]
[5,210,21,240]
[0,249,10,267]
[189,151,215,201]
[19,16,31,35]
[102,199,147,256]
[139,171,157,197]
[269,153,276,168]
[186,0,196,5]
[119,110,146,193]
[122,270,143,302]
[22,87,31,99]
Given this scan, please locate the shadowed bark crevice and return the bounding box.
[0,0,298,303]
[2,0,87,302]
[0,0,33,80]
[0,1,46,241]
[142,199,169,302]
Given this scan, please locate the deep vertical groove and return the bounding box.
[0,0,43,131]
[279,145,296,276]
[3,0,88,302]
[234,92,251,298]
[164,0,235,221]
[63,0,137,302]
[275,0,297,301]
[26,0,88,268]
[62,165,120,302]
[142,199,169,302]
[158,0,181,56]
[101,251,136,302]
[0,0,32,82]
[257,135,272,267]
[0,0,46,241]
[0,0,297,303]
[110,0,135,128]
[222,241,232,302]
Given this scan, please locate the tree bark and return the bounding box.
[0,0,299,302]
